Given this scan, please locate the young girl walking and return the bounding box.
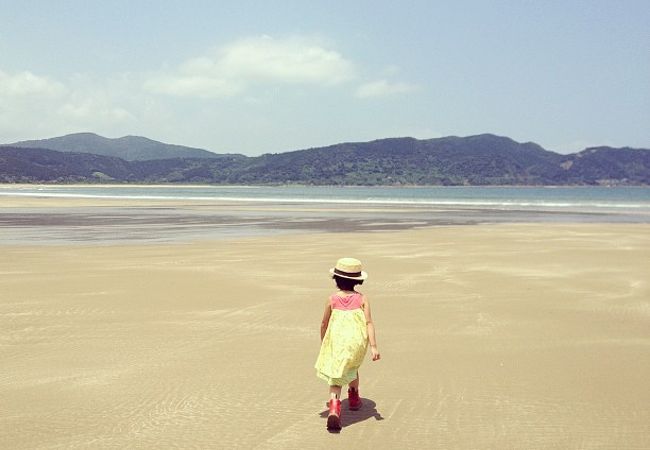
[315,257,380,431]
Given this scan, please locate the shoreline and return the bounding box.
[3,182,650,188]
[2,195,650,245]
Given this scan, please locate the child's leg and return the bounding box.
[349,372,359,390]
[329,385,342,400]
[347,372,362,410]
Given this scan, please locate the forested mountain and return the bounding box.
[0,147,139,181]
[4,133,224,161]
[1,134,649,185]
[0,147,243,183]
[559,147,650,185]
[236,135,565,185]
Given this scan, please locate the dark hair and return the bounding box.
[333,275,364,291]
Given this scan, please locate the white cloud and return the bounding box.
[145,75,244,99]
[145,35,356,98]
[0,70,67,97]
[0,70,138,142]
[0,37,418,149]
[58,97,135,124]
[355,79,417,98]
[217,35,355,84]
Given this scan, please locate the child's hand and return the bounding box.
[370,345,381,361]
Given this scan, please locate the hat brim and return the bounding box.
[329,268,368,281]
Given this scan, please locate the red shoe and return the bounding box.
[348,387,362,410]
[326,399,342,430]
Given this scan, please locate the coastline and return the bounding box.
[3,182,650,188]
[2,192,650,245]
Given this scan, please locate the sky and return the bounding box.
[0,0,648,155]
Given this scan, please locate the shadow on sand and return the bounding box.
[319,398,384,433]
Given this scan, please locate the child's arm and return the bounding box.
[362,296,381,361]
[320,299,332,341]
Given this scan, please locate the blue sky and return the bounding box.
[1,0,648,155]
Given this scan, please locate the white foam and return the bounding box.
[1,188,649,211]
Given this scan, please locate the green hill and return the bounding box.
[4,133,225,161]
[233,134,566,185]
[1,134,649,185]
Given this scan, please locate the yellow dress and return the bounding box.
[315,293,368,386]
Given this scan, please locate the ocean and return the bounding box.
[2,184,650,213]
[1,185,649,244]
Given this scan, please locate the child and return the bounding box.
[315,257,380,431]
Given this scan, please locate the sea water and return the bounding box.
[1,185,649,244]
[1,185,650,214]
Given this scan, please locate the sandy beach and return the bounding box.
[1,197,649,449]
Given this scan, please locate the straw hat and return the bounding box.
[329,257,368,281]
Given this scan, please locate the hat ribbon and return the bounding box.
[334,268,362,277]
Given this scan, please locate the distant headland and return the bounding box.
[1,132,649,185]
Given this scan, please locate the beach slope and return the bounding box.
[1,223,649,448]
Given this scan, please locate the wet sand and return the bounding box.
[1,199,650,448]
[2,195,647,246]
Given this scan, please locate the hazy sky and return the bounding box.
[1,0,648,155]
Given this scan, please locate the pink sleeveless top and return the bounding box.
[330,292,364,311]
